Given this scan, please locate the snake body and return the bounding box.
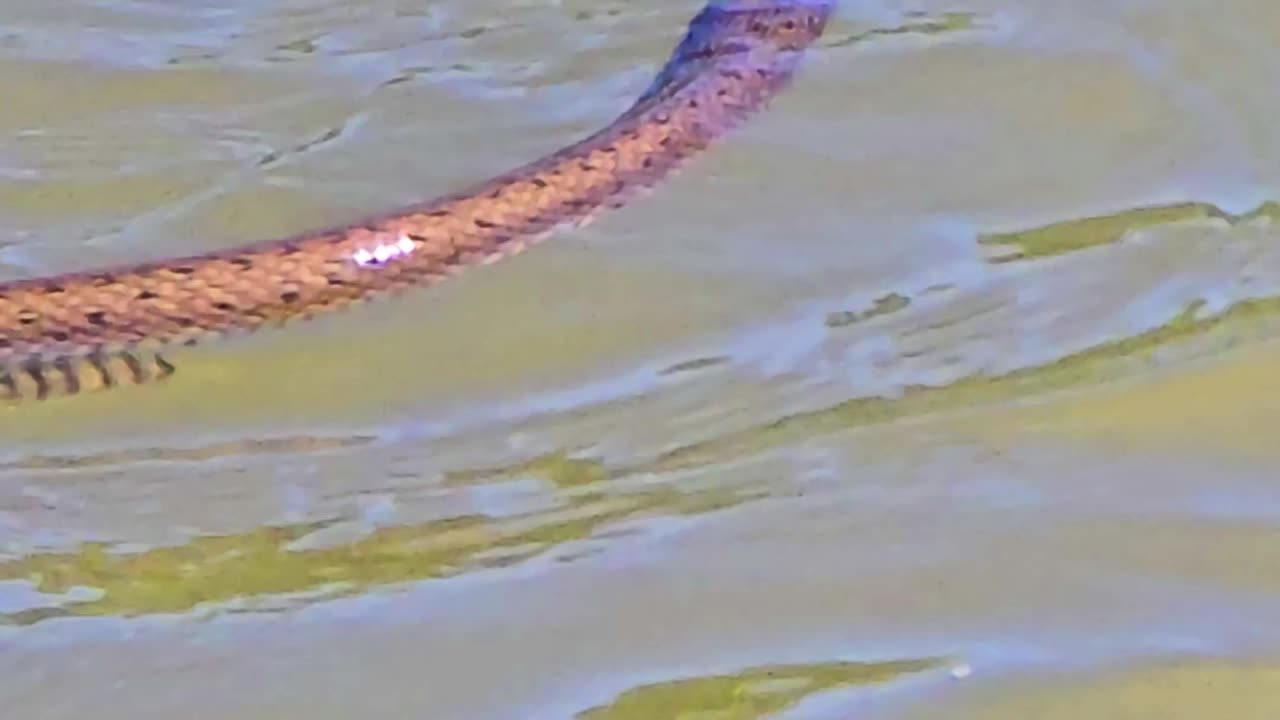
[0,0,832,403]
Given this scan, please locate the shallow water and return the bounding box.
[6,0,1280,717]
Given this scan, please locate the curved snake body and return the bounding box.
[0,0,833,403]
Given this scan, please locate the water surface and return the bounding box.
[5,1,1280,717]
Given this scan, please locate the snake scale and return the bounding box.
[0,0,832,404]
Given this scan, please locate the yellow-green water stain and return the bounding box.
[977,202,1231,263]
[0,481,761,625]
[443,451,611,490]
[827,11,984,49]
[644,292,1280,474]
[826,292,912,328]
[576,658,945,720]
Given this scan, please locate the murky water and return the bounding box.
[5,0,1280,717]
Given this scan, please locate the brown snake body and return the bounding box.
[0,1,832,403]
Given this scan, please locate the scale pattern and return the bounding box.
[0,0,833,402]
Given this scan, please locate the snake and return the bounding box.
[0,0,833,404]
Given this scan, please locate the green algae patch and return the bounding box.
[443,450,611,490]
[828,11,985,49]
[826,292,912,328]
[660,355,732,376]
[978,202,1231,263]
[0,477,759,626]
[646,293,1280,475]
[577,658,944,719]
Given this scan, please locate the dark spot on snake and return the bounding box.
[783,20,797,30]
[155,354,176,378]
[42,283,65,294]
[531,178,549,188]
[688,98,700,109]
[642,157,655,169]
[280,291,301,303]
[173,316,196,328]
[22,360,48,400]
[170,266,195,275]
[48,331,69,342]
[17,313,37,325]
[279,243,301,255]
[214,302,236,312]
[121,353,144,383]
[230,257,254,269]
[427,210,451,218]
[327,276,348,287]
[88,353,114,388]
[474,218,498,230]
[0,338,10,349]
[86,311,108,326]
[579,161,597,171]
[90,273,117,286]
[55,357,79,395]
[137,290,159,301]
[0,372,16,398]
